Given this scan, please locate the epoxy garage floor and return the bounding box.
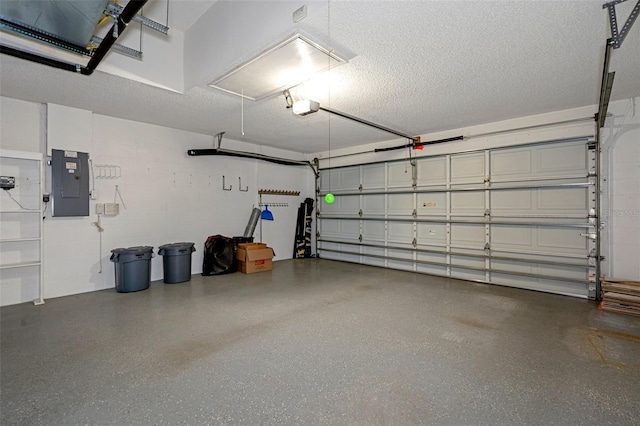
[1,259,639,425]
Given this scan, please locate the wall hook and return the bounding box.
[222,175,232,191]
[239,177,248,192]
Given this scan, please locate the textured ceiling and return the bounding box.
[1,0,639,154]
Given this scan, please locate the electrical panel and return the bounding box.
[51,149,89,217]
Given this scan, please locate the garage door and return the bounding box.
[317,138,598,299]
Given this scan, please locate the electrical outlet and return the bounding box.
[95,203,104,215]
[90,189,99,200]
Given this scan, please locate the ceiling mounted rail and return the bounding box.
[104,2,169,34]
[317,106,419,142]
[0,0,148,75]
[603,0,640,49]
[90,36,141,59]
[597,39,615,128]
[596,0,639,127]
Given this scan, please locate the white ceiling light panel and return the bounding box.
[208,34,346,100]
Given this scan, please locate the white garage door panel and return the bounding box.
[491,225,535,250]
[537,188,588,211]
[363,221,386,241]
[388,193,413,216]
[490,140,588,182]
[536,143,587,176]
[490,273,587,297]
[490,260,586,281]
[320,167,361,192]
[388,259,414,272]
[323,195,359,214]
[451,152,485,184]
[491,149,532,178]
[388,222,413,244]
[388,162,414,188]
[321,219,360,240]
[362,195,385,215]
[491,188,587,217]
[451,192,485,216]
[362,164,385,189]
[319,138,596,299]
[491,190,533,212]
[451,224,485,247]
[417,251,446,263]
[451,269,486,281]
[417,157,447,186]
[417,263,448,275]
[362,246,386,267]
[451,254,485,269]
[537,228,587,253]
[492,225,536,248]
[417,193,446,215]
[416,223,447,245]
[389,248,414,260]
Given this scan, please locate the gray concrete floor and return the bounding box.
[1,259,639,425]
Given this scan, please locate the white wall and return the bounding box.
[0,96,43,152]
[310,97,640,282]
[1,98,315,304]
[601,97,640,280]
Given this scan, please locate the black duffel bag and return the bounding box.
[202,235,235,276]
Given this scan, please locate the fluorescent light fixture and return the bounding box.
[292,99,320,116]
[208,33,346,100]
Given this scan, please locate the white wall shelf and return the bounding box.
[0,261,42,270]
[1,237,42,243]
[0,149,45,306]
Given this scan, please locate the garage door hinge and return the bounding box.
[358,209,363,217]
[359,234,363,242]
[484,176,491,183]
[588,249,605,261]
[484,209,491,217]
[358,184,363,191]
[412,238,417,247]
[484,243,491,251]
[587,141,598,150]
[412,209,417,218]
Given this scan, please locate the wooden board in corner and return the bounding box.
[602,280,640,298]
[601,277,640,285]
[601,301,640,317]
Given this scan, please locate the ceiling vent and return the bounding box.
[208,33,346,101]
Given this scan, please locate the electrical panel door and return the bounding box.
[51,149,89,217]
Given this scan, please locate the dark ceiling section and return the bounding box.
[0,0,108,48]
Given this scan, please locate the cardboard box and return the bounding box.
[238,242,267,250]
[236,244,274,274]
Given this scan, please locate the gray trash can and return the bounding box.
[158,242,196,284]
[110,246,154,293]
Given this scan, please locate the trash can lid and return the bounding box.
[158,242,194,250]
[111,246,154,254]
